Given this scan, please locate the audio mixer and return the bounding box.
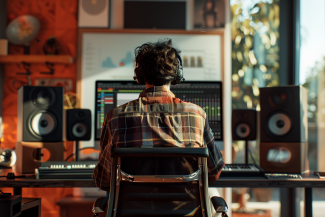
[35,161,96,179]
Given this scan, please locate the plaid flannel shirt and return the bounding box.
[93,86,225,191]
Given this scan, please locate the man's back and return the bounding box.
[94,86,224,191]
[108,86,206,148]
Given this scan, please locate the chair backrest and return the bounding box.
[105,147,212,217]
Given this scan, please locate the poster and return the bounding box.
[194,0,226,29]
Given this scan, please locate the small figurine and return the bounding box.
[43,36,60,55]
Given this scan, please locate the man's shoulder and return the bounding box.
[174,98,206,119]
[106,99,139,119]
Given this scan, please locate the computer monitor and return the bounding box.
[95,81,223,148]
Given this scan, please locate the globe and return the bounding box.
[6,15,40,47]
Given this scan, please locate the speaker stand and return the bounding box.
[244,140,258,165]
[245,140,249,164]
[75,140,80,162]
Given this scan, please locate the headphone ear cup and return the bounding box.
[178,65,183,82]
[171,52,184,85]
[172,63,184,85]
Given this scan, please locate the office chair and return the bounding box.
[92,147,228,217]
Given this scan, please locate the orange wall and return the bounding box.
[2,1,78,216]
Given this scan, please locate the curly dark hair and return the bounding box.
[134,39,181,85]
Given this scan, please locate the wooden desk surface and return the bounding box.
[0,168,96,188]
[1,168,325,188]
[211,175,325,188]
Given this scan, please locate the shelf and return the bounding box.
[0,55,73,64]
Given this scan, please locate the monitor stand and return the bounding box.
[75,141,80,162]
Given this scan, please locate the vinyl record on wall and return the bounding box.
[78,0,109,28]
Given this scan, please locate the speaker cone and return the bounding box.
[235,123,250,139]
[30,112,57,136]
[72,123,87,138]
[267,113,292,136]
[31,87,55,108]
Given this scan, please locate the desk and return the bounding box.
[1,169,324,217]
[213,175,325,217]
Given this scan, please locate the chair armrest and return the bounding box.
[211,196,228,213]
[111,147,208,158]
[92,197,108,214]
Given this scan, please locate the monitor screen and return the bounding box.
[95,81,223,141]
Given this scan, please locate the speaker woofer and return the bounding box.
[235,123,250,139]
[72,122,87,138]
[267,112,292,136]
[30,111,57,136]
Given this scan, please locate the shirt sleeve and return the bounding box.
[92,113,113,192]
[203,117,225,180]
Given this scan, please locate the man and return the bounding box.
[93,39,225,192]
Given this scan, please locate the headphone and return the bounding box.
[133,50,185,85]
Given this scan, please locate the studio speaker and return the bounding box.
[78,0,109,28]
[260,86,308,142]
[259,85,309,173]
[232,109,257,141]
[17,86,64,142]
[64,109,91,141]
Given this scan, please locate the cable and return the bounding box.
[64,147,95,161]
[0,173,25,179]
[248,147,258,165]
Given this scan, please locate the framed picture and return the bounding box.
[78,0,110,28]
[193,0,226,29]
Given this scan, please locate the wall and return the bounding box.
[1,1,78,216]
[0,0,6,141]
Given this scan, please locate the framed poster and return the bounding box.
[194,0,226,29]
[77,29,224,148]
[78,0,110,28]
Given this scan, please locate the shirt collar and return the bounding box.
[139,86,175,98]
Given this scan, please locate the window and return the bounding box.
[231,0,280,111]
[299,0,325,171]
[230,0,281,214]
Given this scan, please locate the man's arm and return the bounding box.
[93,114,113,192]
[203,118,225,181]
